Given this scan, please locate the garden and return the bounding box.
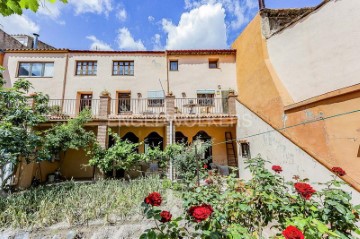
[0,77,359,238]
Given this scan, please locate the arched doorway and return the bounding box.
[193,131,212,167]
[175,131,188,144]
[107,132,139,178]
[122,132,139,153]
[144,132,163,152]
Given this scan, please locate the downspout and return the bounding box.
[61,52,69,109]
[169,119,173,180]
[165,51,170,95]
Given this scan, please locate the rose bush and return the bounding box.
[140,156,360,239]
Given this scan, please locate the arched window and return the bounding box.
[144,132,163,152]
[122,132,139,144]
[175,131,188,144]
[192,131,212,165]
[122,132,139,153]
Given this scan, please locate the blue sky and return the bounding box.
[0,0,322,50]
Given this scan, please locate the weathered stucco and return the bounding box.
[236,101,360,204]
[232,12,360,191]
[267,0,360,102]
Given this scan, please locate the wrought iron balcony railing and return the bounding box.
[45,97,234,119]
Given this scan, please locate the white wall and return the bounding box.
[3,53,67,99]
[267,0,360,103]
[63,53,167,99]
[168,55,237,98]
[236,101,360,204]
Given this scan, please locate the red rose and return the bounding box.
[144,192,162,206]
[272,165,283,173]
[188,204,213,222]
[282,225,304,239]
[294,182,316,200]
[203,164,208,169]
[160,210,172,223]
[332,167,346,176]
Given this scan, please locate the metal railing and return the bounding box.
[45,97,229,119]
[174,98,228,115]
[109,98,166,116]
[47,99,100,118]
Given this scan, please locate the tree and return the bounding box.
[40,109,97,161]
[88,131,147,178]
[0,74,49,190]
[0,0,67,16]
[0,71,97,191]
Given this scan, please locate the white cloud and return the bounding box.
[68,0,113,16]
[116,8,127,21]
[37,1,67,25]
[161,3,227,49]
[0,14,40,35]
[86,35,113,51]
[184,0,257,30]
[37,1,63,19]
[116,27,146,51]
[152,34,163,50]
[148,16,155,22]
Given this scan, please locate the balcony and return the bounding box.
[45,95,236,121]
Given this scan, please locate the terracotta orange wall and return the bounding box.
[232,14,360,190]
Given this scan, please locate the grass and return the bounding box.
[0,176,165,229]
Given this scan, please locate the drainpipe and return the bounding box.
[165,50,170,95]
[169,120,173,180]
[61,52,69,109]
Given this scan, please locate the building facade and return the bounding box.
[2,49,238,188]
[232,0,360,200]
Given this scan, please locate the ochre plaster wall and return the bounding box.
[232,14,360,190]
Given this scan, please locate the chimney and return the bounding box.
[258,0,265,10]
[33,33,39,49]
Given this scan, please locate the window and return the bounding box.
[113,61,134,76]
[169,60,178,71]
[18,62,54,77]
[197,93,215,106]
[118,93,131,113]
[79,94,92,112]
[147,90,164,107]
[76,61,97,75]
[209,59,218,69]
[240,142,251,159]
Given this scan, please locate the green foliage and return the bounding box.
[141,155,360,239]
[145,145,168,168]
[0,78,49,175]
[0,0,67,16]
[39,109,96,160]
[170,140,211,183]
[0,75,96,189]
[0,176,164,228]
[88,130,147,173]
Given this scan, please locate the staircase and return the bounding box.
[225,132,238,167]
